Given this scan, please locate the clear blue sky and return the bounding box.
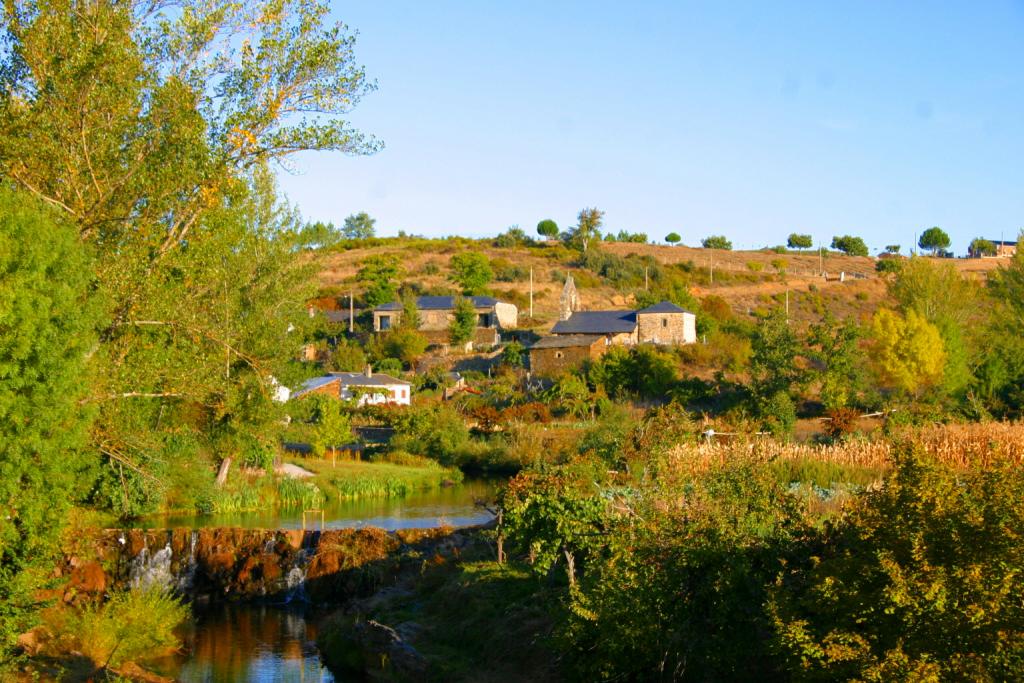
[277,1,1024,254]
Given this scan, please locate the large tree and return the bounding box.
[342,212,376,239]
[0,190,97,651]
[831,235,869,257]
[787,233,813,250]
[449,251,493,295]
[0,0,378,512]
[918,226,951,256]
[567,207,604,253]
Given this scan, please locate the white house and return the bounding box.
[292,367,412,406]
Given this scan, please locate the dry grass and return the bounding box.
[663,422,1024,477]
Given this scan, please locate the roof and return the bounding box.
[375,295,498,312]
[636,301,693,315]
[551,310,637,335]
[990,239,1018,247]
[293,371,410,397]
[530,334,606,350]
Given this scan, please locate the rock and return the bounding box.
[114,661,175,683]
[354,619,428,677]
[68,560,107,595]
[16,626,47,656]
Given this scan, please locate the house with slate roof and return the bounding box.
[293,366,412,406]
[372,295,518,345]
[529,301,696,376]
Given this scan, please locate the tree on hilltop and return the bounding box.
[918,226,951,256]
[701,235,732,250]
[537,219,559,240]
[665,232,681,245]
[342,212,376,239]
[787,233,813,250]
[831,235,869,257]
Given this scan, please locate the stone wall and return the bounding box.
[636,312,695,345]
[530,341,606,378]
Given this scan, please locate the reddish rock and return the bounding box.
[68,560,107,595]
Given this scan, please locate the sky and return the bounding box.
[276,1,1024,254]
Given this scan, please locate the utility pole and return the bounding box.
[710,252,714,284]
[818,246,823,275]
[785,288,790,322]
[348,291,354,333]
[529,267,534,318]
[644,266,649,291]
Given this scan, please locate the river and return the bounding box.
[138,479,499,681]
[137,478,499,531]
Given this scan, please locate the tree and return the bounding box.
[342,212,376,240]
[448,251,493,295]
[383,329,428,368]
[537,219,559,240]
[399,292,421,330]
[495,225,531,248]
[358,254,403,307]
[448,297,477,346]
[0,190,97,651]
[329,338,366,372]
[969,238,996,257]
[308,395,354,458]
[787,233,813,250]
[870,308,946,397]
[750,310,805,434]
[807,316,868,410]
[885,244,901,254]
[918,226,951,256]
[0,0,377,514]
[295,220,342,249]
[665,232,681,245]
[502,340,525,367]
[830,235,869,257]
[701,235,733,250]
[567,207,604,253]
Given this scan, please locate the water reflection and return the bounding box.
[139,479,499,531]
[153,603,335,683]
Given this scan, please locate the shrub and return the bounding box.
[702,235,733,250]
[61,587,189,668]
[747,261,765,272]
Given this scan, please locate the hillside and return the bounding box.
[315,238,1007,330]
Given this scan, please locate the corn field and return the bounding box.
[664,422,1024,476]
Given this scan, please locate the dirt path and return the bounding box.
[276,462,315,479]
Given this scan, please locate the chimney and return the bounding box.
[364,364,373,378]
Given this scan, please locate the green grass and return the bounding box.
[287,457,463,501]
[768,456,883,489]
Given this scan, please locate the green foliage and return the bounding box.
[612,230,648,243]
[566,207,604,253]
[62,587,189,668]
[448,251,493,295]
[807,315,868,410]
[501,340,525,368]
[328,338,367,372]
[296,220,342,249]
[830,235,869,256]
[276,478,326,508]
[308,395,354,457]
[358,254,403,307]
[0,190,98,650]
[490,257,530,282]
[771,450,1024,681]
[388,405,470,465]
[702,234,733,250]
[665,231,681,244]
[977,242,1024,416]
[969,237,997,257]
[342,212,376,240]
[382,328,428,367]
[494,225,532,248]
[918,225,951,255]
[543,374,592,419]
[536,219,559,239]
[787,233,813,250]
[875,257,902,274]
[448,297,477,346]
[588,345,679,400]
[885,244,901,254]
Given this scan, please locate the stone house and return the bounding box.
[991,239,1018,258]
[550,301,696,346]
[529,335,609,378]
[372,295,518,345]
[292,367,411,406]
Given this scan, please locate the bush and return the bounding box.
[771,450,1024,681]
[702,235,733,250]
[60,587,189,668]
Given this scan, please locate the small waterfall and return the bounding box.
[175,531,199,593]
[284,531,319,603]
[129,540,174,589]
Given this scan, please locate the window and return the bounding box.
[477,313,491,327]
[555,351,563,359]
[379,315,391,330]
[662,318,668,328]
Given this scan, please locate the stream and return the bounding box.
[132,479,499,681]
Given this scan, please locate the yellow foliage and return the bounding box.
[871,308,946,395]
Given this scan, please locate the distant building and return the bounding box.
[529,335,609,378]
[372,295,518,345]
[530,301,697,376]
[550,301,696,346]
[293,366,411,406]
[992,240,1018,258]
